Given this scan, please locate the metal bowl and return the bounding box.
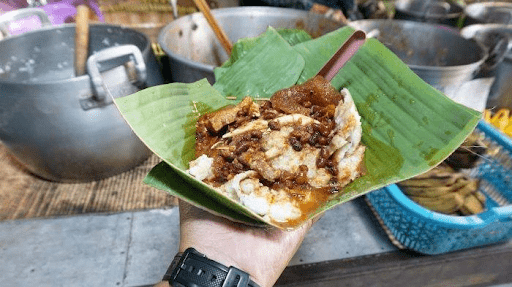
[349,19,487,96]
[158,6,343,84]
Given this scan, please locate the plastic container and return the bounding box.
[365,120,512,255]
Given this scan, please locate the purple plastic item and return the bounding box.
[65,0,104,22]
[42,3,77,24]
[1,0,104,37]
[1,8,49,35]
[1,5,73,35]
[5,0,103,21]
[0,3,15,13]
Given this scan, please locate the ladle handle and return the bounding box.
[192,0,232,55]
[75,5,90,77]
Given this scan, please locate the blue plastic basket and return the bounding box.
[365,120,512,255]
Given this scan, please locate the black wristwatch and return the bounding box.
[163,247,260,287]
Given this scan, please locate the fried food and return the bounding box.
[399,163,486,215]
[484,108,512,137]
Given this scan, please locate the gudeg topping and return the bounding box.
[188,76,365,226]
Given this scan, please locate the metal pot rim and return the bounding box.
[350,19,487,69]
[461,23,512,61]
[0,23,151,85]
[406,60,484,72]
[157,6,327,74]
[395,1,463,20]
[465,2,512,11]
[465,2,512,20]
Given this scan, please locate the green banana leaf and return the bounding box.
[212,27,305,99]
[219,28,311,70]
[275,28,312,46]
[114,26,481,229]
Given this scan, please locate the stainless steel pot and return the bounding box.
[464,2,512,26]
[394,0,464,27]
[0,22,164,182]
[349,19,492,96]
[461,24,512,110]
[488,53,512,110]
[158,7,343,84]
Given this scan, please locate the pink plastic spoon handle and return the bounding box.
[317,30,367,82]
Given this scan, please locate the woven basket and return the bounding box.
[98,0,198,42]
[366,120,512,255]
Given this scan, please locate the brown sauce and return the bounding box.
[274,186,334,229]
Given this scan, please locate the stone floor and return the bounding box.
[0,197,398,287]
[1,195,511,287]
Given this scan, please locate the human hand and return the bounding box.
[156,200,316,287]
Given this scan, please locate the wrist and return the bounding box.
[178,244,272,287]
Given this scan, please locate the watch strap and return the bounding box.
[163,247,260,287]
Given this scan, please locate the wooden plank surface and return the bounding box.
[277,240,512,287]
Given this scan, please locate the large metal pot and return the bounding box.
[0,22,164,182]
[464,2,512,26]
[158,7,343,84]
[349,19,492,97]
[394,0,464,27]
[461,24,512,110]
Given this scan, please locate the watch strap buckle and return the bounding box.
[223,267,250,287]
[163,248,259,287]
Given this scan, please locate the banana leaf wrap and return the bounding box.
[114,26,481,229]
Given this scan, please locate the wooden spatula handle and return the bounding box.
[75,5,90,77]
[192,0,232,55]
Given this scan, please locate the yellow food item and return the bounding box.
[398,164,486,215]
[409,192,465,214]
[484,108,512,137]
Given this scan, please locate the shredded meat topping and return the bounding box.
[194,75,363,199]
